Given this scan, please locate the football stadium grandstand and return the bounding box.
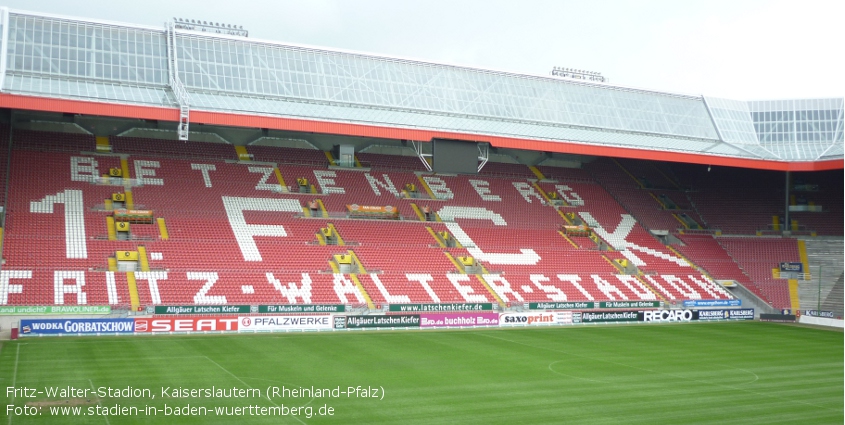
[0,7,840,325]
[0,7,841,425]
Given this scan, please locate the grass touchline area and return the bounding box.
[1,322,842,424]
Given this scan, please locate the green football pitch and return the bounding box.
[1,321,842,424]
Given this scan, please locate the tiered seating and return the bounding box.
[13,129,95,152]
[0,134,767,308]
[3,149,130,305]
[356,152,426,172]
[535,165,593,182]
[615,158,678,189]
[585,158,693,232]
[789,169,844,236]
[673,234,764,299]
[717,237,799,309]
[674,235,752,283]
[0,124,9,206]
[419,175,730,303]
[248,145,327,167]
[669,163,786,235]
[477,162,536,179]
[297,167,419,218]
[111,136,238,161]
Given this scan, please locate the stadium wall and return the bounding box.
[798,315,844,328]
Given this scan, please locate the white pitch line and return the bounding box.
[8,344,20,425]
[89,379,111,425]
[14,355,208,364]
[204,356,306,425]
[546,360,608,384]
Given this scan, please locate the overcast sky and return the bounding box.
[4,0,843,100]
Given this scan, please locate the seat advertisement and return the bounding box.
[133,317,239,332]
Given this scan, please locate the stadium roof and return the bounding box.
[0,7,841,171]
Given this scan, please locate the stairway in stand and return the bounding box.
[799,237,844,316]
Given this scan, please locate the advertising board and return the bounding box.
[598,301,661,309]
[500,312,583,326]
[802,310,835,318]
[419,313,499,328]
[682,299,741,308]
[1,306,111,315]
[238,315,332,331]
[344,315,420,329]
[779,262,804,273]
[639,310,698,322]
[259,305,344,313]
[760,313,795,322]
[389,303,493,312]
[558,311,582,324]
[134,317,239,332]
[154,305,251,315]
[697,309,755,321]
[528,302,594,310]
[20,319,134,335]
[580,311,639,323]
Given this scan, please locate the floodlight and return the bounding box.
[551,66,605,82]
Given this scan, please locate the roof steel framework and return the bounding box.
[0,7,841,167]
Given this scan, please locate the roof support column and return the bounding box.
[477,143,489,173]
[411,140,432,172]
[166,21,190,141]
[783,171,791,235]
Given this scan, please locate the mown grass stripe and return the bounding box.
[1,322,840,425]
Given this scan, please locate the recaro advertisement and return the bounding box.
[134,317,239,332]
[20,319,135,335]
[639,310,699,322]
[238,315,332,331]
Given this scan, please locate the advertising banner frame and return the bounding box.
[528,302,594,310]
[419,313,499,328]
[258,305,345,313]
[388,303,493,312]
[134,317,240,332]
[153,305,251,315]
[802,310,835,318]
[20,318,134,335]
[682,299,742,308]
[696,309,755,321]
[598,301,662,309]
[343,315,420,329]
[580,311,640,323]
[238,315,332,331]
[639,310,699,322]
[1,306,111,315]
